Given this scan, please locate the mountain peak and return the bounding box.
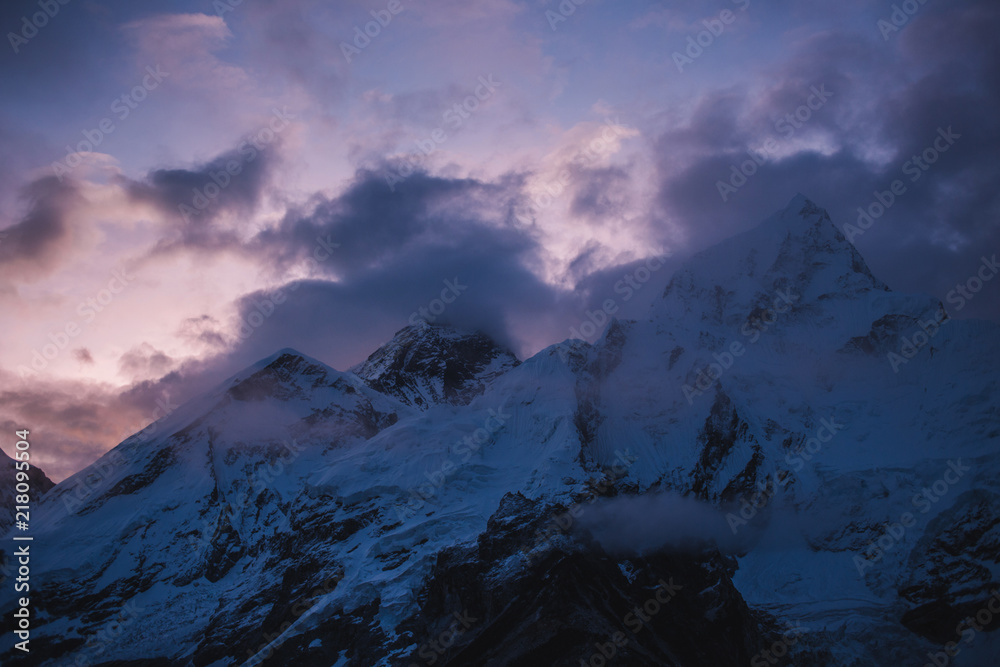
[254,346,315,368]
[223,347,344,403]
[655,195,889,328]
[355,323,519,408]
[786,191,814,211]
[759,193,840,240]
[763,193,889,291]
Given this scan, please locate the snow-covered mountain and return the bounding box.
[2,195,998,666]
[354,322,520,409]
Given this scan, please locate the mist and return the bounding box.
[575,491,824,556]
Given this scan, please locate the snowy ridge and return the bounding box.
[1,195,997,665]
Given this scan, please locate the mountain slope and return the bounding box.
[580,195,1000,663]
[1,195,998,665]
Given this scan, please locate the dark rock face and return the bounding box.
[101,446,179,501]
[0,447,54,530]
[226,353,337,402]
[355,323,520,408]
[409,494,769,667]
[839,310,947,357]
[238,493,774,667]
[899,489,1000,643]
[690,391,756,501]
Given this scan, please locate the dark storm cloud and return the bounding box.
[115,165,671,384]
[651,0,1000,319]
[878,0,1000,239]
[0,175,81,280]
[661,149,875,247]
[125,141,282,251]
[231,169,584,366]
[225,248,566,368]
[255,169,531,275]
[569,253,680,323]
[650,35,871,243]
[5,0,999,487]
[146,164,676,374]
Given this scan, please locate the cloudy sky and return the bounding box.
[1,0,997,480]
